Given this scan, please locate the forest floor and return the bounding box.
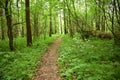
[32,37,61,80]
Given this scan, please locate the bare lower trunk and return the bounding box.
[5,0,14,51]
[1,17,5,40]
[49,6,53,37]
[25,0,32,46]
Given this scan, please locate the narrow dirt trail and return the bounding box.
[32,37,61,80]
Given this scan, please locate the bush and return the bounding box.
[58,35,120,80]
[0,35,58,80]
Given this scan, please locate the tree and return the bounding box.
[5,0,14,50]
[49,0,53,37]
[113,0,120,46]
[63,0,67,34]
[1,16,5,40]
[25,0,32,46]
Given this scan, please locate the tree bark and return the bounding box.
[113,0,120,46]
[33,12,39,38]
[63,0,67,34]
[101,0,105,32]
[1,16,5,40]
[33,1,39,38]
[49,2,53,37]
[25,0,32,46]
[95,0,101,31]
[5,0,14,51]
[60,12,63,34]
[54,16,57,34]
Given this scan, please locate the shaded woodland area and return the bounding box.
[0,0,120,49]
[0,0,120,80]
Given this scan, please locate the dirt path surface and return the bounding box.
[32,37,61,80]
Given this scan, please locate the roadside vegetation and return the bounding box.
[58,34,120,80]
[0,35,58,80]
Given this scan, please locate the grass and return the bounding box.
[0,34,58,80]
[58,34,120,80]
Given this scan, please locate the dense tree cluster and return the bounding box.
[0,0,120,50]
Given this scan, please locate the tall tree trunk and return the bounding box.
[33,12,39,38]
[54,16,57,34]
[21,0,24,37]
[1,16,5,40]
[49,3,53,37]
[101,1,105,32]
[17,0,19,22]
[21,26,24,37]
[63,13,67,34]
[33,1,39,38]
[25,0,32,46]
[13,0,20,38]
[63,0,67,34]
[21,12,24,37]
[95,0,101,31]
[5,0,14,51]
[68,12,73,38]
[85,0,87,30]
[60,12,63,34]
[114,0,120,46]
[101,15,105,32]
[0,8,3,16]
[66,0,73,37]
[44,16,47,40]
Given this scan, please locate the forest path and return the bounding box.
[32,37,62,80]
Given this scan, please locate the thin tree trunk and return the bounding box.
[14,0,20,38]
[21,11,24,37]
[101,0,105,32]
[34,13,39,38]
[114,0,120,46]
[0,8,3,16]
[20,0,24,37]
[54,16,57,34]
[1,16,5,40]
[33,1,39,38]
[49,4,53,37]
[101,15,105,32]
[63,0,67,34]
[44,16,47,40]
[85,0,87,30]
[68,11,73,38]
[60,12,63,34]
[5,0,14,51]
[95,0,101,31]
[25,0,32,46]
[21,26,24,37]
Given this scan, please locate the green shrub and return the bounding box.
[0,35,58,80]
[58,35,120,80]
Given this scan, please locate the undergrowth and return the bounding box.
[58,34,120,80]
[0,35,58,80]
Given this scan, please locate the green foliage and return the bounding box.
[0,35,58,80]
[58,35,120,80]
[0,39,9,51]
